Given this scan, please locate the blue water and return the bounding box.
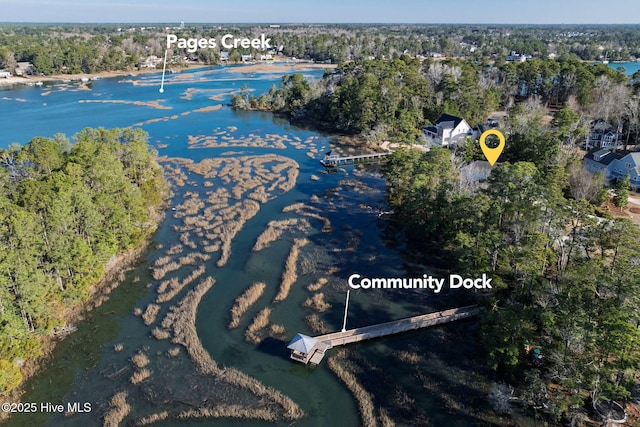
[0,66,322,148]
[607,61,640,75]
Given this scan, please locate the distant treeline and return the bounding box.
[0,128,166,394]
[1,24,640,75]
[232,56,635,144]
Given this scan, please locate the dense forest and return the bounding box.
[0,128,166,394]
[382,144,640,423]
[232,55,638,146]
[1,24,640,75]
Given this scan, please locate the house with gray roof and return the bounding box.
[583,148,623,182]
[583,149,640,190]
[608,152,640,190]
[585,119,622,150]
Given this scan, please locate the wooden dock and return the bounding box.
[320,152,391,168]
[288,305,481,365]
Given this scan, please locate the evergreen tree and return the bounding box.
[614,175,630,208]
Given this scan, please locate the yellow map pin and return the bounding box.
[479,129,505,166]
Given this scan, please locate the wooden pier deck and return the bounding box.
[288,305,481,365]
[320,152,391,168]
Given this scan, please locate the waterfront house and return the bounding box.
[0,70,11,78]
[138,55,162,69]
[423,114,472,147]
[219,51,230,62]
[585,119,622,150]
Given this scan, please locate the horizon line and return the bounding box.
[2,21,640,26]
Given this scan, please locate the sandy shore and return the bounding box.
[0,60,337,88]
[0,67,168,87]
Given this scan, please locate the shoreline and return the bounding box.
[0,60,338,88]
[0,187,169,424]
[0,67,166,87]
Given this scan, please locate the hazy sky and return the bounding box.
[1,0,639,24]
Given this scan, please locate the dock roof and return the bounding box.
[287,334,317,354]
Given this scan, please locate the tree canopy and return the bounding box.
[382,144,640,422]
[0,128,166,394]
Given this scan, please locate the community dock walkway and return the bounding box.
[320,152,391,167]
[288,305,481,365]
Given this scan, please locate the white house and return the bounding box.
[138,55,162,68]
[506,51,528,62]
[0,70,11,78]
[423,114,472,147]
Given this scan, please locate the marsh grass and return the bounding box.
[151,327,170,340]
[282,204,332,232]
[151,261,181,280]
[380,409,396,427]
[252,219,310,252]
[395,350,421,365]
[131,352,150,369]
[166,244,184,255]
[273,238,309,303]
[130,368,151,385]
[327,350,378,427]
[302,293,331,312]
[103,391,130,427]
[186,131,287,150]
[154,256,171,268]
[228,282,266,329]
[142,304,161,325]
[305,313,329,334]
[179,232,198,250]
[217,200,260,267]
[245,307,271,344]
[173,195,204,218]
[157,265,206,303]
[176,407,278,422]
[164,165,188,187]
[177,252,211,266]
[306,277,328,292]
[136,411,169,425]
[160,277,218,374]
[248,186,269,203]
[269,324,286,336]
[153,229,304,423]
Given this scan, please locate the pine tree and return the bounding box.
[614,175,630,208]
